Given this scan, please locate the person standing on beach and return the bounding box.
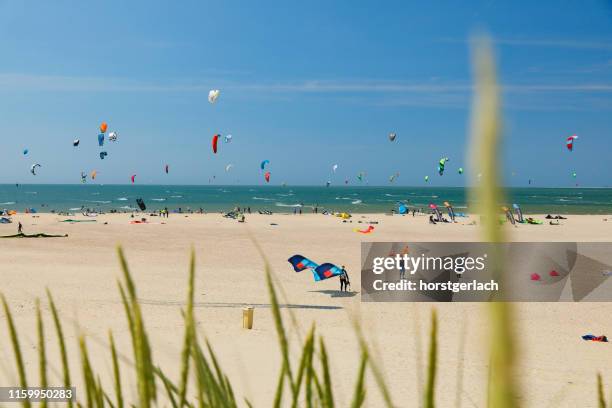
[339,266,350,292]
[17,221,23,234]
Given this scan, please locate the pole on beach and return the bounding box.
[242,306,254,329]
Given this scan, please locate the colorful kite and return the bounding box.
[566,135,578,151]
[264,171,271,183]
[212,134,220,154]
[287,255,319,272]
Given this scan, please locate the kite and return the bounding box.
[212,134,220,154]
[80,172,87,183]
[23,149,28,155]
[312,263,344,281]
[99,151,108,160]
[425,175,429,182]
[581,334,609,342]
[458,167,464,174]
[389,132,397,142]
[357,172,366,182]
[98,133,105,146]
[566,135,578,151]
[260,160,270,170]
[225,164,234,172]
[91,170,97,180]
[165,164,169,174]
[100,122,108,133]
[208,89,220,104]
[389,172,400,183]
[287,255,319,272]
[136,198,146,211]
[332,164,338,173]
[398,202,408,214]
[326,181,331,187]
[30,163,41,175]
[572,171,577,178]
[73,139,80,147]
[224,134,232,143]
[108,132,118,142]
[131,174,136,184]
[438,157,449,176]
[354,226,374,234]
[264,171,271,183]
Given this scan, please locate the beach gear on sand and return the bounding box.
[354,225,374,234]
[526,218,543,225]
[60,219,96,223]
[0,232,68,238]
[581,334,608,342]
[0,217,12,224]
[530,273,541,281]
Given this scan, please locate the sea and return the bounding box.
[0,185,611,214]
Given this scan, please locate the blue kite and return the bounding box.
[313,263,344,281]
[288,255,319,272]
[98,133,105,147]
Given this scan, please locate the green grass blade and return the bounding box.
[424,309,438,408]
[350,351,368,408]
[469,37,518,408]
[1,294,30,408]
[319,338,334,408]
[46,289,72,408]
[291,325,316,408]
[117,246,157,407]
[109,331,124,408]
[273,365,286,408]
[264,262,295,392]
[35,299,48,408]
[79,336,95,408]
[597,373,606,408]
[178,248,196,407]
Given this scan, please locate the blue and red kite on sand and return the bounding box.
[288,255,344,281]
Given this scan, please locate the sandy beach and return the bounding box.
[1,212,611,407]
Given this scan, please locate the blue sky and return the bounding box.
[1,0,611,186]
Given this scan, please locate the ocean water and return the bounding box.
[0,185,611,214]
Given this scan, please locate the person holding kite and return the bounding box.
[339,266,350,292]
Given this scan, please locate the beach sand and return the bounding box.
[1,212,611,407]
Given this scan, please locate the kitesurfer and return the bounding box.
[340,266,350,292]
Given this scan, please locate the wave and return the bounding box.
[117,197,128,201]
[69,207,82,211]
[253,196,274,201]
[384,193,400,197]
[351,199,363,205]
[25,191,37,194]
[276,193,294,197]
[91,192,101,195]
[84,200,111,204]
[151,198,166,201]
[170,195,183,198]
[0,201,16,205]
[119,205,133,210]
[275,202,303,208]
[335,197,352,200]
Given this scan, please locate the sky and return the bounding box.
[0,0,611,187]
